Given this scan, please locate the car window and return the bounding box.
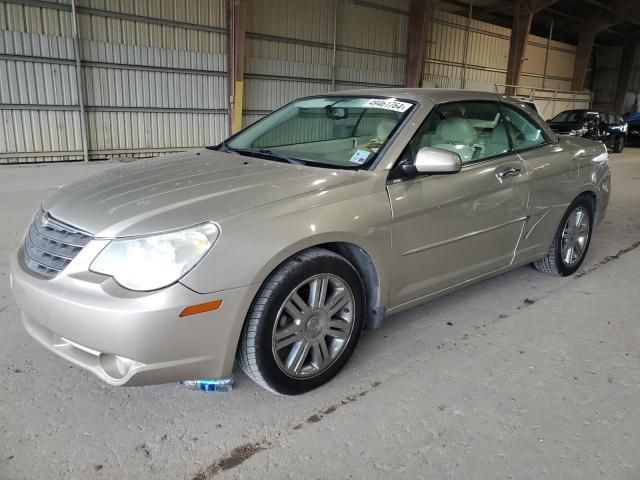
[251,107,362,148]
[499,104,548,150]
[607,113,617,124]
[551,110,599,123]
[407,101,510,165]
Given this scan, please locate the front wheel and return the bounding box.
[533,197,594,276]
[612,135,624,153]
[238,249,365,395]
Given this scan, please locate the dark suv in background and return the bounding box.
[546,109,627,153]
[624,112,640,144]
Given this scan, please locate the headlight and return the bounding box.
[90,222,220,291]
[570,126,589,136]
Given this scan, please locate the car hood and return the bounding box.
[43,149,356,238]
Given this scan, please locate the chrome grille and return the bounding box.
[23,209,93,278]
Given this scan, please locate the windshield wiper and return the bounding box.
[225,146,305,165]
[208,141,233,153]
[255,148,305,165]
[213,143,305,165]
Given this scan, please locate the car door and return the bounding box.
[386,101,530,308]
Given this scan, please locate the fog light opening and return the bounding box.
[99,353,140,380]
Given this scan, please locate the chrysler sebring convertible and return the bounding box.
[10,89,611,395]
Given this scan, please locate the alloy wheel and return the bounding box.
[271,274,355,379]
[560,206,590,267]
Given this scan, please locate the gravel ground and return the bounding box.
[1,150,639,480]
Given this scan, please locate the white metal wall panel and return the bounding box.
[246,38,330,67]
[423,9,576,94]
[77,14,226,53]
[243,0,407,125]
[336,1,407,55]
[0,109,82,163]
[0,19,82,163]
[76,0,226,28]
[0,0,227,164]
[86,111,226,155]
[0,59,78,104]
[0,2,72,36]
[244,77,330,112]
[248,0,332,44]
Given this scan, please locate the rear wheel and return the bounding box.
[612,135,624,153]
[533,197,593,277]
[238,248,365,395]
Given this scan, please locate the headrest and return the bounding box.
[435,117,477,144]
[490,123,509,144]
[377,118,396,140]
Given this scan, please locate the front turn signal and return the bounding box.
[179,299,223,317]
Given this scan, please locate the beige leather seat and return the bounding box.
[376,118,396,142]
[363,118,397,149]
[431,117,478,162]
[485,123,510,156]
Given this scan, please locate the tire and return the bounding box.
[238,248,365,395]
[612,135,624,153]
[533,196,594,277]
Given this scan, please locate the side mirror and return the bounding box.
[403,147,462,176]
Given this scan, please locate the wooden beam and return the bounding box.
[227,0,247,135]
[505,2,532,93]
[571,30,596,91]
[613,41,638,113]
[406,0,430,88]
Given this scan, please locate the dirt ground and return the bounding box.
[1,149,639,480]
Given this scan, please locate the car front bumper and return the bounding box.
[10,243,259,386]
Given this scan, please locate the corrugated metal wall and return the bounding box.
[242,0,408,126]
[423,9,576,93]
[1,0,584,164]
[591,45,640,113]
[0,0,227,164]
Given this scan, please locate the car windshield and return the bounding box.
[223,96,415,169]
[551,110,599,123]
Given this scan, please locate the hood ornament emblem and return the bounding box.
[41,212,50,227]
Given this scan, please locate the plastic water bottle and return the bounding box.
[178,377,233,392]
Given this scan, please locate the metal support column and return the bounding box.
[571,30,596,91]
[505,2,532,95]
[613,41,638,113]
[71,0,89,162]
[405,0,429,88]
[227,0,247,135]
[461,1,473,89]
[542,16,553,89]
[331,0,338,90]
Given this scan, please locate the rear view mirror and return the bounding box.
[403,147,462,176]
[325,106,348,120]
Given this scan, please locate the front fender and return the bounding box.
[180,172,393,308]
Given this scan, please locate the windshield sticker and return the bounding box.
[363,98,412,112]
[350,149,371,165]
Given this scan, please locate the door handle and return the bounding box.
[496,167,522,179]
